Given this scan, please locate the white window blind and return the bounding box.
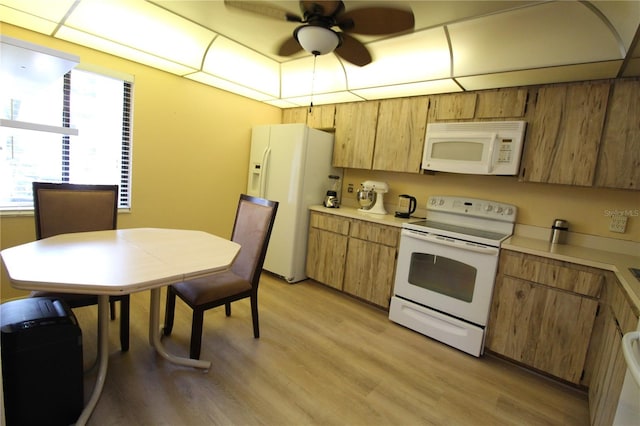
[0,68,133,210]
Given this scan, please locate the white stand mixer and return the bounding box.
[357,180,389,215]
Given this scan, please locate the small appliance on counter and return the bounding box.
[357,180,389,215]
[323,174,341,208]
[395,194,417,218]
[550,219,568,244]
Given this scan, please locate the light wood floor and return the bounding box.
[75,273,589,425]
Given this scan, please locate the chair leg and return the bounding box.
[251,293,260,338]
[190,309,204,360]
[163,287,177,336]
[109,300,117,320]
[225,302,231,317]
[119,296,130,352]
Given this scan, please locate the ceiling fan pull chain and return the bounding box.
[309,54,318,113]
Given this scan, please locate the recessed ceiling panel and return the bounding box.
[457,61,623,91]
[351,79,462,100]
[281,55,347,98]
[65,0,215,69]
[56,26,197,76]
[281,91,364,107]
[203,37,280,98]
[345,27,451,90]
[449,1,624,77]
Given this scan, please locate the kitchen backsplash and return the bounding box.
[341,168,639,242]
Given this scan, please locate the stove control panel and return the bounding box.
[427,196,517,223]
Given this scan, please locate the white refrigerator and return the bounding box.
[247,123,339,283]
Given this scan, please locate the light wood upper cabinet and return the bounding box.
[282,105,336,129]
[430,88,528,121]
[595,78,640,190]
[373,97,429,173]
[475,88,528,118]
[520,81,611,186]
[307,104,335,129]
[433,93,477,120]
[333,101,379,169]
[282,107,307,124]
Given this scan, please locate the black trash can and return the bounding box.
[1,297,84,425]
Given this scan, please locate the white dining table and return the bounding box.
[0,228,240,426]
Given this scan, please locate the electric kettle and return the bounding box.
[395,194,417,218]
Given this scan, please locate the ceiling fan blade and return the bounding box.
[278,36,303,56]
[334,33,371,67]
[224,0,302,22]
[300,1,343,18]
[338,7,414,35]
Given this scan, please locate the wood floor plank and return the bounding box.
[74,273,589,425]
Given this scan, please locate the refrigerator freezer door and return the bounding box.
[247,126,271,197]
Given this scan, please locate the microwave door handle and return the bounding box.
[486,133,498,174]
[404,230,499,255]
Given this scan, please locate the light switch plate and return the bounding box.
[609,215,627,233]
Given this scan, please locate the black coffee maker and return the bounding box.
[323,175,340,208]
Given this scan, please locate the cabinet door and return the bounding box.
[307,104,335,129]
[486,275,599,384]
[521,82,610,186]
[306,227,348,290]
[595,78,640,190]
[475,88,528,118]
[343,238,396,308]
[373,97,429,173]
[333,102,379,169]
[282,107,307,124]
[588,307,627,426]
[432,93,477,120]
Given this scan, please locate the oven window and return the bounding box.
[408,253,477,302]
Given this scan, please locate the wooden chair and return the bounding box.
[30,182,130,352]
[163,194,278,359]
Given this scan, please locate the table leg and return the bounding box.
[149,288,211,370]
[76,295,110,426]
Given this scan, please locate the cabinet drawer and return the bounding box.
[309,212,350,235]
[349,221,399,247]
[500,251,603,298]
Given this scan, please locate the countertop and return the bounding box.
[310,204,640,313]
[309,205,418,228]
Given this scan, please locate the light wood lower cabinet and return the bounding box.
[486,250,603,385]
[306,211,399,308]
[306,213,349,290]
[587,272,639,426]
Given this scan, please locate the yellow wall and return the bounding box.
[342,169,639,241]
[0,25,281,300]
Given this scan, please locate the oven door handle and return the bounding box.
[403,230,500,255]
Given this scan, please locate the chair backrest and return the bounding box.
[230,194,278,287]
[33,182,119,240]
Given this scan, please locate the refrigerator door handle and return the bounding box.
[260,147,271,197]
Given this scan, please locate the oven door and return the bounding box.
[393,228,499,326]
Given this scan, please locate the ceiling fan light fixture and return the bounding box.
[294,25,340,56]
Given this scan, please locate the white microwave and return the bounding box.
[422,121,527,175]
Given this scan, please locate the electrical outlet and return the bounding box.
[609,215,627,233]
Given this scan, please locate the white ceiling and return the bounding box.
[1,0,639,108]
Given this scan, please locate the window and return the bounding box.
[0,68,133,210]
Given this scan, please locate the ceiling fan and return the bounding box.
[224,0,415,66]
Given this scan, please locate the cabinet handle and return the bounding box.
[622,330,640,387]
